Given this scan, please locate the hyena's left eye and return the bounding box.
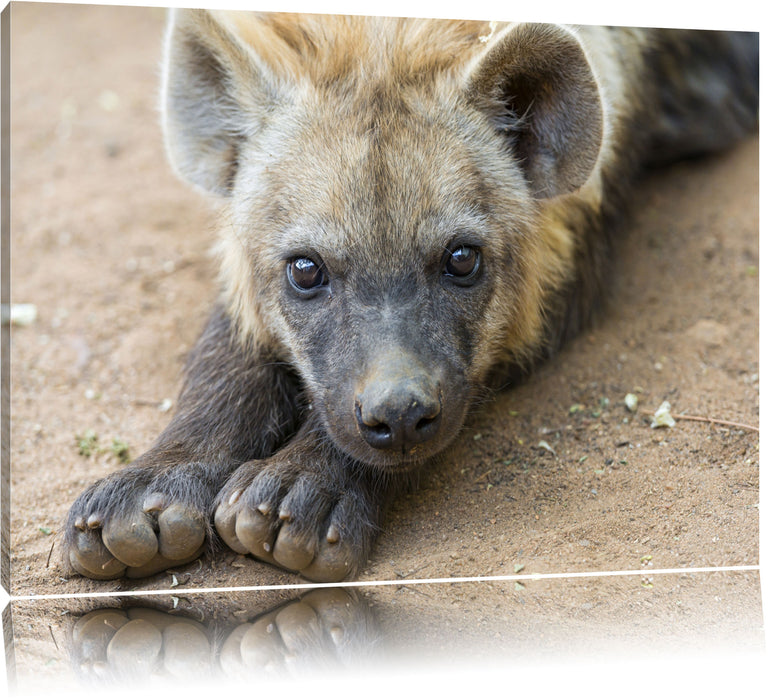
[443,245,481,283]
[288,257,329,293]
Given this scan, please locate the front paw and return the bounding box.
[214,456,379,582]
[64,464,213,580]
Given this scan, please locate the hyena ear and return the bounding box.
[465,23,603,199]
[161,9,285,197]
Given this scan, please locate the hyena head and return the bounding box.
[162,10,603,472]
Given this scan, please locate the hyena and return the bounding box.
[63,10,758,582]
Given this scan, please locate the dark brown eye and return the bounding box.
[288,257,328,292]
[444,245,480,280]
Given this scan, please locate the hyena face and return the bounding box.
[164,11,604,472]
[229,87,541,470]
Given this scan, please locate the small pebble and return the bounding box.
[651,401,676,429]
[537,440,555,455]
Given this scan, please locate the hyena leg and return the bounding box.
[214,421,392,582]
[63,305,301,579]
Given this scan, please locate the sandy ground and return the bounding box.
[5,3,762,692]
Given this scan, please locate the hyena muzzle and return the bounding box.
[63,11,758,582]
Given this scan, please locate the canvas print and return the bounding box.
[2,2,762,692]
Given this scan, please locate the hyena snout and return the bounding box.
[354,352,442,451]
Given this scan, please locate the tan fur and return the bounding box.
[162,10,757,400]
[189,15,612,371]
[220,12,496,87]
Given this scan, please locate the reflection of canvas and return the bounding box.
[5,576,765,692]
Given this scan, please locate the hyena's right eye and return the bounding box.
[443,245,481,285]
[287,257,329,294]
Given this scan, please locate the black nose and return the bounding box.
[355,384,442,451]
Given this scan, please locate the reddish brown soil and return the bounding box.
[6,3,762,691]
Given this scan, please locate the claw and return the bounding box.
[142,492,166,513]
[87,514,102,529]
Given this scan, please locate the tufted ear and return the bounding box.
[465,23,603,199]
[161,9,287,197]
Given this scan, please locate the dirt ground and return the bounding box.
[5,2,762,692]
